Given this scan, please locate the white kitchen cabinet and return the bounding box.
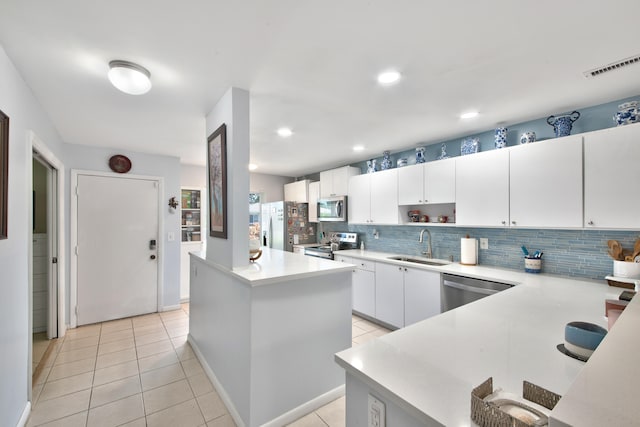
[348,169,399,224]
[455,149,510,227]
[425,158,456,204]
[320,166,360,197]
[398,159,455,205]
[335,255,376,318]
[375,262,405,328]
[308,181,320,222]
[398,164,424,205]
[404,269,440,326]
[284,179,310,203]
[584,124,640,229]
[510,136,583,228]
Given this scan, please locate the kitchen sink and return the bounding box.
[387,256,451,266]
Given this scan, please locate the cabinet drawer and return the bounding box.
[352,258,375,272]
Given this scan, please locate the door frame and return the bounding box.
[70,170,164,328]
[28,131,66,400]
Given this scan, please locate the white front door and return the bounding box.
[76,174,159,325]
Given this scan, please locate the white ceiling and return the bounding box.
[1,1,639,177]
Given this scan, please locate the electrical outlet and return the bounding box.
[368,394,386,427]
[480,238,488,249]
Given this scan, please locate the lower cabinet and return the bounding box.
[376,262,441,329]
[335,255,376,318]
[404,268,441,326]
[375,263,405,328]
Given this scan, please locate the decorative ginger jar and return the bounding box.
[415,147,426,163]
[614,101,639,126]
[519,131,536,144]
[381,151,392,170]
[494,127,508,149]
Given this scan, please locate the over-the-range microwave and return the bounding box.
[317,196,347,222]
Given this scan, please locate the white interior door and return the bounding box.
[77,174,159,325]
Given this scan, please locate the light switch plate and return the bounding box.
[168,232,175,242]
[480,238,488,249]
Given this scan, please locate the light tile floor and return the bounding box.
[28,305,391,427]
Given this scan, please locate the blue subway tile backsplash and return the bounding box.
[321,222,639,281]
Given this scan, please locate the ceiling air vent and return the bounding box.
[583,54,640,78]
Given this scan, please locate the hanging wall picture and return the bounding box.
[0,109,8,240]
[207,123,228,239]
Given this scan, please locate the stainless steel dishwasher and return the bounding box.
[441,273,514,312]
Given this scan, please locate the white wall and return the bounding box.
[181,164,206,188]
[205,87,250,269]
[250,172,293,202]
[0,44,67,427]
[64,144,182,313]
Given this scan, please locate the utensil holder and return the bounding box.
[524,257,541,274]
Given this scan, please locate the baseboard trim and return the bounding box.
[160,304,182,312]
[188,335,246,427]
[17,401,31,427]
[262,385,345,427]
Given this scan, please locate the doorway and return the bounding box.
[29,130,66,395]
[71,171,163,327]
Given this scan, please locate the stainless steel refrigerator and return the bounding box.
[260,201,316,252]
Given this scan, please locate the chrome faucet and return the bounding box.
[419,229,432,258]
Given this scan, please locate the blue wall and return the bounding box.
[319,95,640,281]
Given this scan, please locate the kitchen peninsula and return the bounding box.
[188,248,353,427]
[334,259,631,426]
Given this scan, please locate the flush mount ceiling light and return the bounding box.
[108,60,152,95]
[353,145,365,152]
[248,164,258,171]
[277,127,293,137]
[377,70,401,85]
[460,111,479,119]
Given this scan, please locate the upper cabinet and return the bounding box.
[308,181,320,223]
[284,179,310,203]
[398,159,455,205]
[455,150,510,227]
[584,124,640,229]
[320,166,360,198]
[510,136,583,228]
[348,169,399,224]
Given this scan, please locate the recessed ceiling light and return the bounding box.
[460,111,479,119]
[353,145,364,152]
[248,164,258,171]
[277,127,293,137]
[108,60,152,95]
[377,70,401,85]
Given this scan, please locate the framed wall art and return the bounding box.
[207,123,227,239]
[0,109,8,240]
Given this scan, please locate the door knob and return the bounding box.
[150,254,156,260]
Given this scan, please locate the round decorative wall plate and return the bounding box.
[108,154,132,173]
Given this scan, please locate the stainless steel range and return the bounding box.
[304,232,358,260]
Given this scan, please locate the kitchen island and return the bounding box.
[334,254,627,426]
[188,248,353,427]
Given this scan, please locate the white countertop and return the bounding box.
[334,250,625,426]
[190,247,352,286]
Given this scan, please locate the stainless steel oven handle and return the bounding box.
[442,280,499,296]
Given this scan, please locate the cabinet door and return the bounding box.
[398,164,424,205]
[320,170,333,198]
[425,158,455,204]
[510,136,583,228]
[353,269,376,318]
[584,125,640,229]
[308,181,320,222]
[455,150,510,227]
[348,174,371,223]
[284,180,309,203]
[404,269,440,326]
[370,169,399,224]
[333,255,353,264]
[375,263,404,328]
[332,166,360,196]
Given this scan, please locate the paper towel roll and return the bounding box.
[461,238,478,265]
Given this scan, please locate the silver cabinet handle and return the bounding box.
[501,221,506,225]
[588,220,594,226]
[511,221,516,225]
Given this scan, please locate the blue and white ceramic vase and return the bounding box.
[519,131,536,144]
[547,111,580,137]
[381,151,392,170]
[494,127,508,149]
[614,101,639,126]
[437,143,450,160]
[415,147,426,163]
[366,159,377,173]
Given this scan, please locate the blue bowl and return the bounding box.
[565,321,607,350]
